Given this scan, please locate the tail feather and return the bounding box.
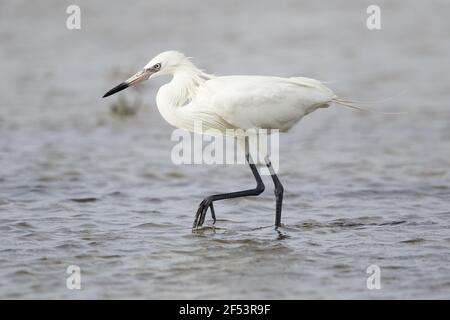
[331,89,407,104]
[332,97,407,115]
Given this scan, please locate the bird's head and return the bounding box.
[103,50,191,98]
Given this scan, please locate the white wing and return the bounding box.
[189,76,334,132]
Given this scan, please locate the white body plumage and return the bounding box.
[152,51,335,136]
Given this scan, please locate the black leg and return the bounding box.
[193,153,265,228]
[265,156,284,227]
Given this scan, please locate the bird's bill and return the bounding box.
[103,69,152,98]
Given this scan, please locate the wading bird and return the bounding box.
[103,50,363,229]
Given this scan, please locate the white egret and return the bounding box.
[103,50,362,229]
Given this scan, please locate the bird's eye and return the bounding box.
[153,63,161,70]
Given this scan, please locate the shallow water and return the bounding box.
[0,0,449,299]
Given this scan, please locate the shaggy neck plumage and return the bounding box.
[156,61,212,131]
[167,61,211,106]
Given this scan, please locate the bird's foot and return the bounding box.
[192,198,216,229]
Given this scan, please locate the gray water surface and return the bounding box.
[0,0,449,299]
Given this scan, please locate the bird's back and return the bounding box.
[189,75,334,132]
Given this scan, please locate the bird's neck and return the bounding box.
[156,66,211,130]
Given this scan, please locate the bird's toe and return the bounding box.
[192,203,205,228]
[210,202,216,224]
[193,198,217,228]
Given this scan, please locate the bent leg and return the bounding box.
[193,153,265,228]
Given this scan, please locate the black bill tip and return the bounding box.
[103,82,129,98]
